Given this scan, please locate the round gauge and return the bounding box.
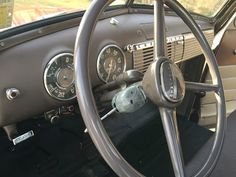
[44,53,76,101]
[97,45,126,83]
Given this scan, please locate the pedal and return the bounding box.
[12,130,34,145]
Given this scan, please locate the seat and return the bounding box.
[186,110,236,177]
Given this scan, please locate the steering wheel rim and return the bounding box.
[74,0,226,176]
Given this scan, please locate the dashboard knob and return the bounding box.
[6,88,20,100]
[110,18,119,26]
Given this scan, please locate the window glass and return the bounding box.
[133,0,228,17]
[0,0,126,31]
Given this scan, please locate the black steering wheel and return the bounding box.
[74,0,226,176]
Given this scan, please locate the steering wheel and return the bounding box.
[74,0,226,176]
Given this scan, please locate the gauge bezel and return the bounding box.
[44,53,76,101]
[97,44,126,83]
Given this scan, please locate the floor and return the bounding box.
[0,103,212,177]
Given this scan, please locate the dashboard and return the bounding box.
[0,13,214,126]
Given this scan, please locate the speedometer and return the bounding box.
[97,45,126,83]
[44,53,76,101]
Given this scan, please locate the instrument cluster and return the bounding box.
[97,45,126,83]
[44,45,126,101]
[44,53,76,101]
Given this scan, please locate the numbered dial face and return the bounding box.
[44,53,76,101]
[97,45,126,83]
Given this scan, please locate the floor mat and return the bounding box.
[0,103,213,177]
[80,103,213,177]
[120,117,213,177]
[0,115,86,177]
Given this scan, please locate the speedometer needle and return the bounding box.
[106,59,113,82]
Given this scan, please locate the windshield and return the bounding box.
[133,0,229,17]
[0,0,126,31]
[0,0,229,32]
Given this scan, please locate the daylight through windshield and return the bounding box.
[134,0,228,17]
[0,0,126,30]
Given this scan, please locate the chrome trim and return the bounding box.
[84,107,117,133]
[6,88,20,100]
[110,17,119,25]
[126,35,184,53]
[160,61,185,103]
[160,61,178,103]
[43,53,76,101]
[12,130,34,145]
[97,44,127,83]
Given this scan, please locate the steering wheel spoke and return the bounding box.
[185,81,219,92]
[159,107,185,177]
[154,0,168,59]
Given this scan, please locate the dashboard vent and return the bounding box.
[132,42,173,73]
[128,30,214,74]
[128,35,183,73]
[183,30,214,61]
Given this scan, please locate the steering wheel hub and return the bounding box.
[160,60,185,103]
[142,58,185,108]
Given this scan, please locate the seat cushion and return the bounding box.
[186,110,236,177]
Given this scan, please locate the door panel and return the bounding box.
[200,65,236,127]
[200,18,236,127]
[216,30,236,66]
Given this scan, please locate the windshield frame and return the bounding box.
[0,0,233,40]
